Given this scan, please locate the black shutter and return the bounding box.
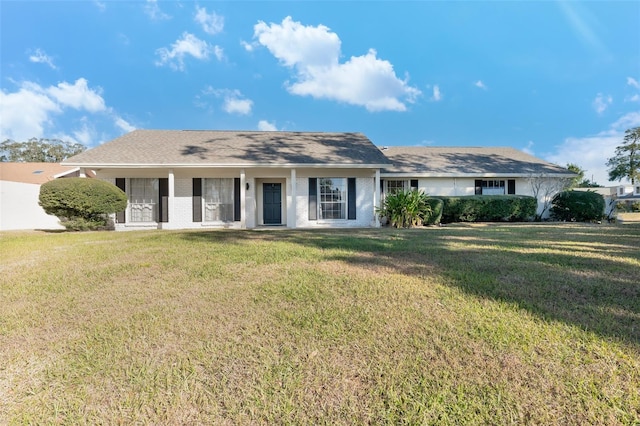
[410,179,419,190]
[115,178,126,223]
[192,178,202,222]
[475,179,483,195]
[347,178,356,220]
[234,178,241,222]
[380,179,384,193]
[507,179,516,195]
[308,178,317,220]
[159,178,169,222]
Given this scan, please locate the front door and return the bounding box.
[263,183,282,225]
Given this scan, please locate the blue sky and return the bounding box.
[1,1,639,185]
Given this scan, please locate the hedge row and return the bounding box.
[437,195,538,223]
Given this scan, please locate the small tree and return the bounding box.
[607,127,640,184]
[566,163,601,188]
[528,174,571,220]
[377,189,433,228]
[39,178,128,231]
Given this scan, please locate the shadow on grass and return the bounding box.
[179,224,640,347]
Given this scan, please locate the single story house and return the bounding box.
[0,162,89,231]
[62,130,575,230]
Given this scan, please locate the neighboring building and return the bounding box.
[614,184,640,203]
[62,130,576,230]
[0,162,88,231]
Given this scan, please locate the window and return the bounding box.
[204,178,234,221]
[130,178,158,222]
[478,180,505,195]
[384,180,407,195]
[319,178,346,219]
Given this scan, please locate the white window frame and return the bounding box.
[318,178,347,220]
[480,180,505,195]
[384,180,408,196]
[129,178,158,223]
[203,178,234,222]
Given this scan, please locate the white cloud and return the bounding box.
[213,45,225,61]
[0,86,61,141]
[0,79,133,145]
[557,1,607,55]
[28,49,57,69]
[198,87,253,115]
[430,85,442,101]
[545,111,640,185]
[241,40,256,52]
[258,120,278,131]
[522,140,535,156]
[114,116,136,133]
[145,0,170,20]
[592,93,612,115]
[223,96,253,115]
[93,1,106,12]
[253,16,420,112]
[625,77,640,103]
[195,6,224,35]
[475,80,487,90]
[46,78,106,112]
[72,119,96,146]
[155,32,218,71]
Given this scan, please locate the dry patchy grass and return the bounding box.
[1,224,639,424]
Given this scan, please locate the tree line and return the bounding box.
[0,138,85,163]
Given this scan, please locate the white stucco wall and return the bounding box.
[384,176,556,218]
[99,168,379,230]
[0,180,64,231]
[295,175,375,228]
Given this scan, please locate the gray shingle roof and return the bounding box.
[381,146,574,176]
[63,130,391,168]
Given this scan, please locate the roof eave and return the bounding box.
[62,162,391,169]
[380,172,576,178]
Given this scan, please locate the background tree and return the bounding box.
[606,127,640,184]
[566,163,601,188]
[0,138,85,162]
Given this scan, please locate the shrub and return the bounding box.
[39,178,128,231]
[550,190,605,222]
[377,190,434,228]
[440,195,537,223]
[425,198,443,225]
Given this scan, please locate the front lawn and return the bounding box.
[1,224,638,424]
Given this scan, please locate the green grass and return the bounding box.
[1,224,639,424]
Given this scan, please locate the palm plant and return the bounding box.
[377,189,433,228]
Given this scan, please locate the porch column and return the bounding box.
[288,168,297,228]
[374,169,381,227]
[79,168,87,178]
[240,169,246,229]
[168,169,175,226]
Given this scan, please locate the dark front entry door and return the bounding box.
[263,183,282,225]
